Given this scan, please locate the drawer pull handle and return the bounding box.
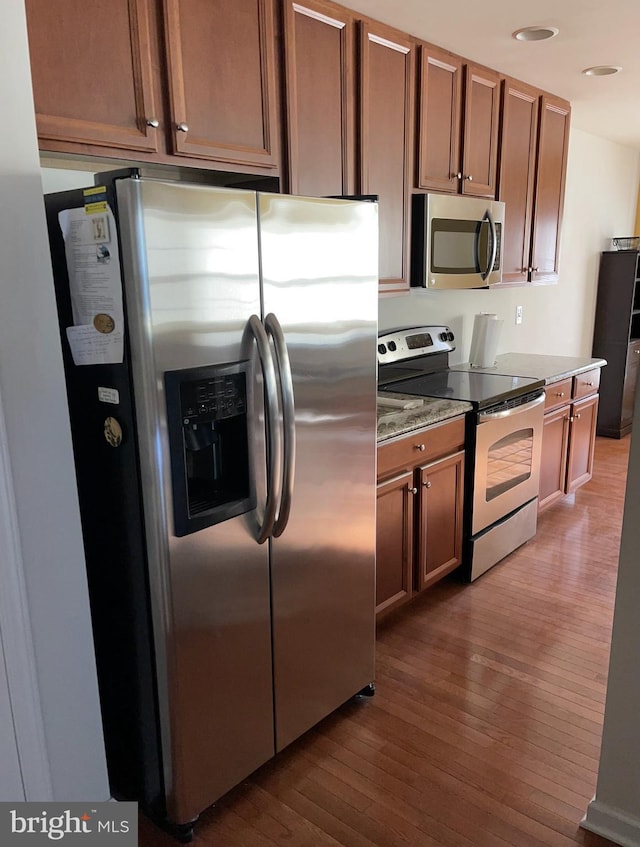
[408,486,418,495]
[423,480,432,488]
[414,444,426,451]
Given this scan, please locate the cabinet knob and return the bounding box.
[636,349,640,355]
[455,172,462,180]
[408,486,418,495]
[146,118,159,128]
[414,444,426,452]
[177,122,189,133]
[555,391,565,398]
[575,412,581,420]
[586,381,594,386]
[465,174,473,181]
[423,480,432,488]
[532,267,539,272]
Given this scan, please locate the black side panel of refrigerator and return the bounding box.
[44,188,165,818]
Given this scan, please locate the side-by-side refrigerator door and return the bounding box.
[259,193,379,751]
[116,179,274,825]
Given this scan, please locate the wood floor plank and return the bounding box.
[138,436,627,846]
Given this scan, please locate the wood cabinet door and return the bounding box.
[416,44,462,193]
[416,451,464,591]
[461,63,500,198]
[530,95,571,284]
[566,395,599,493]
[282,0,354,196]
[376,471,415,618]
[622,342,640,430]
[497,79,539,284]
[359,21,414,293]
[25,0,160,153]
[539,405,570,512]
[162,0,280,170]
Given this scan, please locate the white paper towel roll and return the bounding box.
[469,313,503,368]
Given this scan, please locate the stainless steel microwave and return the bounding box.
[411,193,505,289]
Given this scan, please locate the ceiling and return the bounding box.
[340,0,640,150]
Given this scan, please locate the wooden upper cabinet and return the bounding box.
[162,0,279,169]
[461,63,500,197]
[359,21,414,292]
[417,44,462,193]
[25,0,160,153]
[530,95,571,284]
[417,49,499,198]
[282,0,355,196]
[498,85,570,286]
[497,78,539,284]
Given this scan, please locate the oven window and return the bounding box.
[485,427,533,501]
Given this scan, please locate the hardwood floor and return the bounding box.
[140,436,629,847]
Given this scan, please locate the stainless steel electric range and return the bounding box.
[378,326,546,581]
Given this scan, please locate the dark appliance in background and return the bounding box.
[378,326,545,581]
[44,170,378,840]
[411,193,505,289]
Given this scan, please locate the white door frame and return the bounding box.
[0,387,52,800]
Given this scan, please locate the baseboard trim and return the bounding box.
[582,799,640,847]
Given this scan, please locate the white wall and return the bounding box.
[380,128,640,363]
[0,1,109,801]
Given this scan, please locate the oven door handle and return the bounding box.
[478,391,545,422]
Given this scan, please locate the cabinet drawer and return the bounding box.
[573,368,600,400]
[378,416,465,479]
[544,378,572,412]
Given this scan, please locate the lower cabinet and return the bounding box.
[376,416,465,619]
[539,370,600,511]
[416,451,465,591]
[376,471,414,616]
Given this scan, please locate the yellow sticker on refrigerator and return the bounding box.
[83,185,108,215]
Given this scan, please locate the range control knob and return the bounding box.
[447,331,455,341]
[439,332,447,341]
[388,341,397,352]
[378,343,387,355]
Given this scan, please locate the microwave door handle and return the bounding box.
[479,211,495,281]
[487,211,498,276]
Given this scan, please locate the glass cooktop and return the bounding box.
[379,369,544,410]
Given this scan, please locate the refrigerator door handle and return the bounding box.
[265,313,296,537]
[248,315,281,543]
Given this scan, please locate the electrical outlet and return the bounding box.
[515,305,523,325]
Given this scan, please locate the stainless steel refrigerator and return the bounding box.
[44,172,378,838]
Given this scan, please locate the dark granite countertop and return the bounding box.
[452,353,606,384]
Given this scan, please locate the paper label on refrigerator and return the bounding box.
[98,386,120,405]
[58,203,124,364]
[66,324,124,366]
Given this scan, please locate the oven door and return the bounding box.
[472,392,545,536]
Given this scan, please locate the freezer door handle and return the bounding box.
[265,313,296,537]
[249,315,282,543]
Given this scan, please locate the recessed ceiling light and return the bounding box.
[513,26,559,42]
[582,65,623,76]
